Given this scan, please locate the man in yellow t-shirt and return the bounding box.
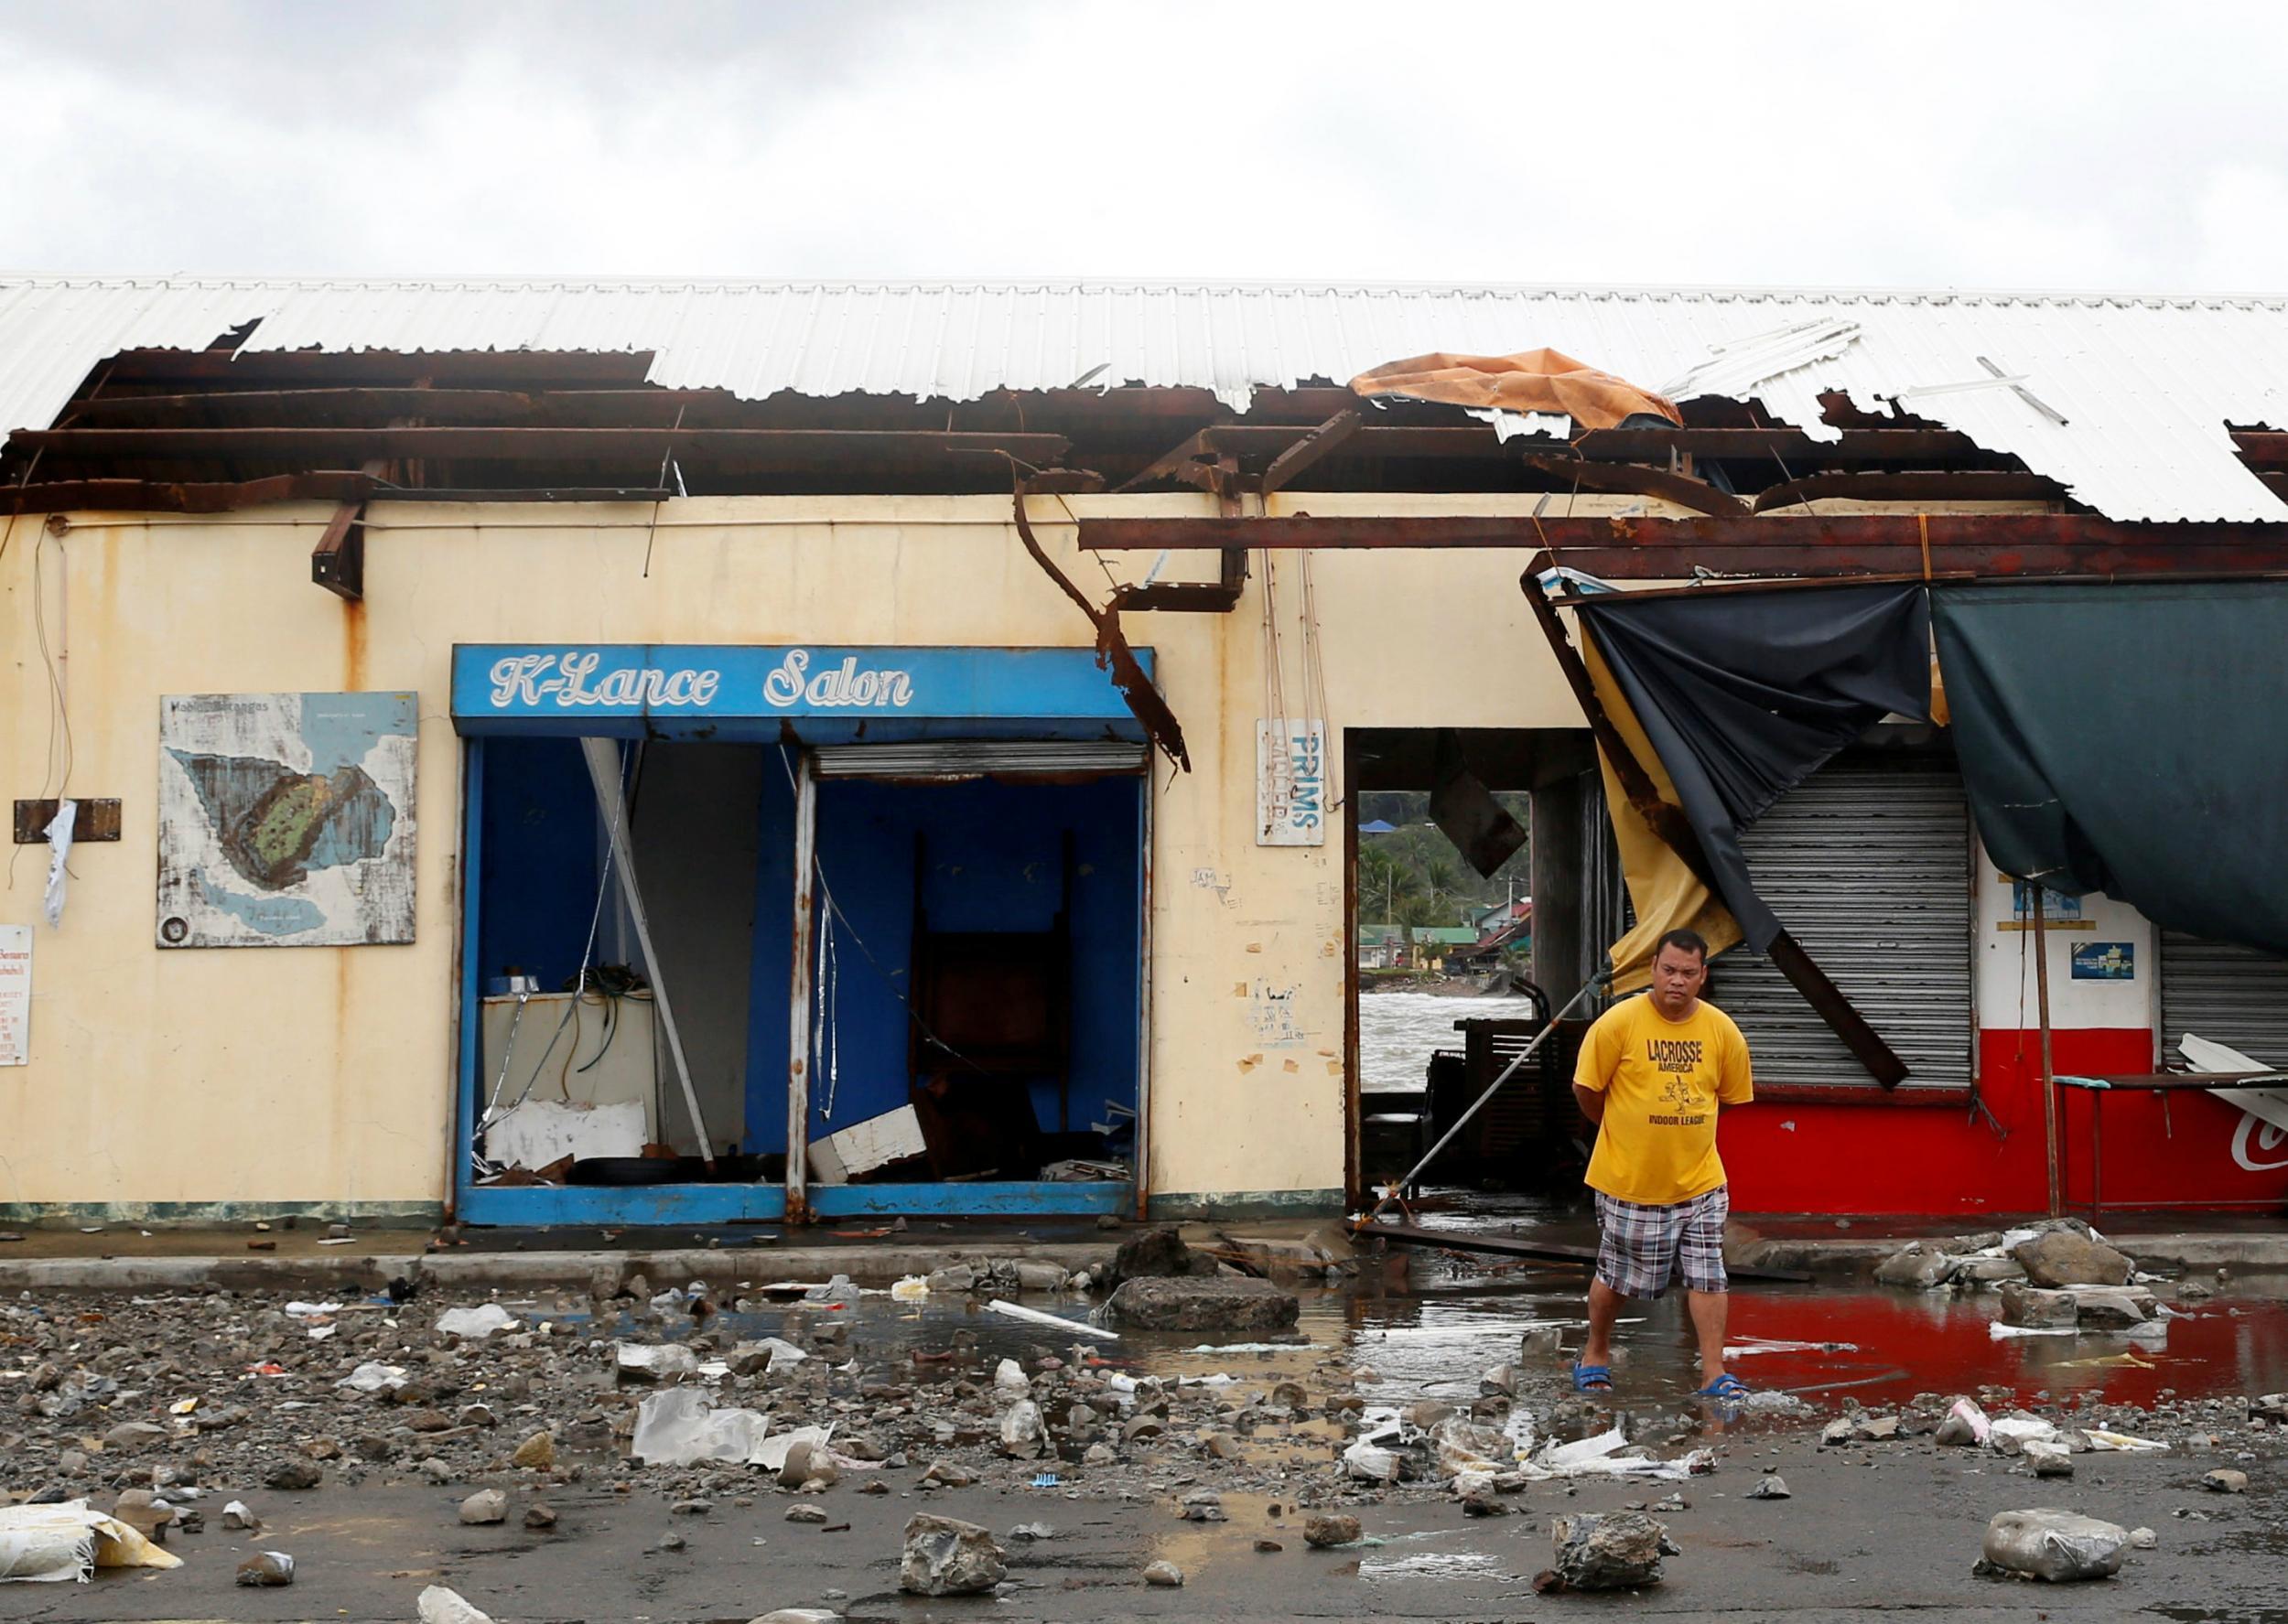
[1569,928,1754,1401]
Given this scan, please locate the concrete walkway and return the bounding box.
[0,1209,2277,1291]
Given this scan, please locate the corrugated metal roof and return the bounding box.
[5,275,2287,521]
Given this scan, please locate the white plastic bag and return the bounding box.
[436,1304,518,1339]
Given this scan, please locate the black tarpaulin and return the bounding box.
[1573,583,1934,952]
[1933,580,2288,957]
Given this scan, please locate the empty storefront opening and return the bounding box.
[453,644,1150,1223]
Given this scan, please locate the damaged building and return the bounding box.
[2,275,2285,1225]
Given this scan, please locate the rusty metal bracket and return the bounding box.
[1260,409,1362,494]
[1518,559,1907,1087]
[311,498,368,599]
[1010,484,1190,770]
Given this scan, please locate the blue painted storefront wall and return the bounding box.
[476,737,603,991]
[741,765,1142,1156]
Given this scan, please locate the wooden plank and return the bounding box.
[13,798,123,844]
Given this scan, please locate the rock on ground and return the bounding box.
[2204,1468,2250,1493]
[1142,1559,1185,1586]
[1873,1242,1959,1289]
[1104,1275,1300,1333]
[235,1551,296,1586]
[900,1513,1006,1596]
[1747,1474,1791,1500]
[458,1489,508,1525]
[1107,1226,1219,1284]
[1980,1509,2130,1582]
[2000,1283,2081,1328]
[1550,1511,1673,1591]
[2012,1231,2133,1288]
[1303,1513,1362,1548]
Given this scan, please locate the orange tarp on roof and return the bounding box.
[1348,348,1682,431]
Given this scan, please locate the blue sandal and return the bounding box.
[1695,1372,1749,1400]
[1571,1362,1613,1393]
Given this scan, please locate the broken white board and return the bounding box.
[808,1104,926,1184]
[485,1099,646,1170]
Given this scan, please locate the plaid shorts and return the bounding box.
[1593,1185,1730,1298]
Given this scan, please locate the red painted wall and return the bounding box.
[1717,1027,2288,1218]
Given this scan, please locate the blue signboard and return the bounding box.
[2071,941,2135,981]
[451,644,1152,739]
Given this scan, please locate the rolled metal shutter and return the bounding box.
[2160,933,2288,1068]
[1705,754,1973,1090]
[810,740,1147,779]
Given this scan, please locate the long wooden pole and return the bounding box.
[786,748,819,1224]
[2032,886,2061,1217]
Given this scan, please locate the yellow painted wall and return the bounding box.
[0,492,1606,1213]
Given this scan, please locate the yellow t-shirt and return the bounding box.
[1574,994,1754,1206]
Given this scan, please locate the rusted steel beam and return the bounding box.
[1749,469,2066,511]
[2229,431,2288,465]
[59,386,741,428]
[1572,426,1981,462]
[9,426,1073,465]
[1114,428,1215,492]
[1009,488,1190,770]
[1079,513,2288,576]
[3,472,378,513]
[1520,453,1748,516]
[1259,410,1362,493]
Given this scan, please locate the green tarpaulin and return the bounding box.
[1933,580,2288,957]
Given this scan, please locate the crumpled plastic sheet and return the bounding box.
[629,1388,835,1469]
[2083,1428,2169,1452]
[0,1500,182,1583]
[1526,1425,1712,1481]
[435,1304,518,1339]
[338,1361,409,1393]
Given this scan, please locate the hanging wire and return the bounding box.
[773,746,989,1075]
[476,745,623,1148]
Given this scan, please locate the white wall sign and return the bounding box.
[1256,718,1327,847]
[0,925,28,1065]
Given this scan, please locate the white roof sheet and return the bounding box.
[4,275,2285,522]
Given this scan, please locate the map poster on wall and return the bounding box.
[156,693,418,948]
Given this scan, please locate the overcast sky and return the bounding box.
[5,1,2286,292]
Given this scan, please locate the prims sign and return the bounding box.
[484,649,914,712]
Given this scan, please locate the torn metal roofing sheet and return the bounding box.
[4,276,2287,521]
